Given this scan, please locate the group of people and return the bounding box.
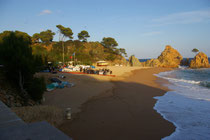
[80,67,113,75]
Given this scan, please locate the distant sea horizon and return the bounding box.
[138,58,210,63]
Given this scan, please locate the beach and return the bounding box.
[42,67,175,140]
[42,66,145,114]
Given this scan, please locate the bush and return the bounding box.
[0,31,45,102]
[27,77,46,101]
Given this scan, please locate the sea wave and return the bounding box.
[155,73,210,88]
[154,69,210,140]
[154,91,210,140]
[200,81,210,88]
[155,73,200,84]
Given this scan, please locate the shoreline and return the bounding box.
[58,67,175,140]
[153,68,210,139]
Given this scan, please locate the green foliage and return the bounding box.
[32,33,40,43]
[78,30,90,42]
[106,53,117,61]
[192,48,199,53]
[48,42,64,63]
[31,45,48,65]
[0,31,45,101]
[56,25,74,64]
[119,48,127,57]
[56,25,73,40]
[27,77,46,101]
[39,30,55,44]
[0,31,11,42]
[0,30,31,44]
[101,37,118,49]
[0,31,35,80]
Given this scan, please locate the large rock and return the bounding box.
[190,52,210,68]
[143,59,161,67]
[129,55,142,66]
[157,45,183,68]
[109,55,129,66]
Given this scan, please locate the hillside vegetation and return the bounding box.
[30,24,127,66]
[32,40,127,65]
[0,26,128,106]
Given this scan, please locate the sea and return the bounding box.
[154,67,210,140]
[138,58,210,63]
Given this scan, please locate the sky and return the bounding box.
[0,0,210,58]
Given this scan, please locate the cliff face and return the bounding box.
[129,55,142,66]
[190,52,210,68]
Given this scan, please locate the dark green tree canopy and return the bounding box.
[0,31,45,101]
[56,24,73,40]
[0,30,31,44]
[39,30,55,44]
[192,48,199,53]
[78,30,90,42]
[119,48,127,57]
[32,33,40,43]
[101,37,118,49]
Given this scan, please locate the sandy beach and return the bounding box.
[42,66,144,114]
[42,67,175,140]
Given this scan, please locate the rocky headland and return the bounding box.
[129,45,209,69]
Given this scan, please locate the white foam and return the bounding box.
[178,65,188,69]
[154,72,201,85]
[154,71,210,140]
[154,91,210,140]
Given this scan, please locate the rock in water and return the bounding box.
[157,45,183,68]
[190,52,210,68]
[129,55,142,66]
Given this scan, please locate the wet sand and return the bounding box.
[58,68,175,140]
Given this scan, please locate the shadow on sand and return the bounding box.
[48,70,176,140]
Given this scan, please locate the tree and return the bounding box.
[0,30,31,44]
[192,48,199,53]
[0,31,45,102]
[119,48,127,57]
[31,44,48,65]
[39,30,55,44]
[32,33,40,43]
[56,25,74,64]
[78,30,90,42]
[101,37,118,49]
[56,25,73,40]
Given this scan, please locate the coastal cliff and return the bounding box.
[190,52,210,68]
